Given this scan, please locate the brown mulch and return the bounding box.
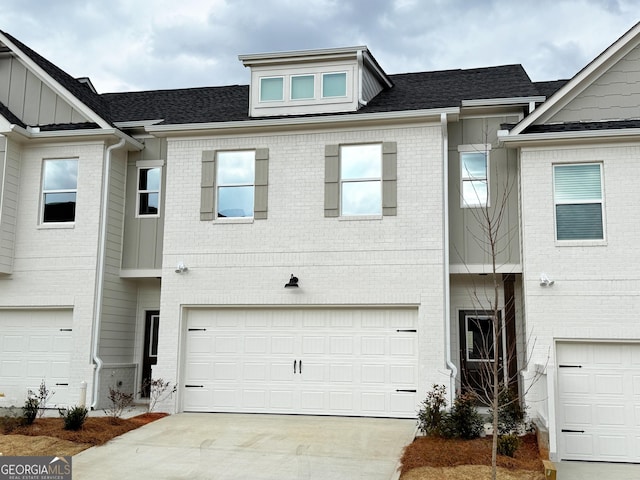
[0,413,168,456]
[399,434,545,480]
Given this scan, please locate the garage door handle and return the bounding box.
[396,389,417,393]
[559,365,582,368]
[185,384,204,388]
[561,429,585,433]
[55,383,68,386]
[299,360,302,374]
[396,329,417,332]
[294,360,297,374]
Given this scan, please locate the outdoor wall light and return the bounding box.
[175,262,188,274]
[539,273,554,287]
[284,274,299,288]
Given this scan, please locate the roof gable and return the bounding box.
[510,21,640,135]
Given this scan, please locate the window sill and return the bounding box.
[38,222,75,230]
[338,215,383,222]
[555,239,607,247]
[214,217,254,224]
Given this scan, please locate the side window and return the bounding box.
[259,77,284,102]
[324,142,397,217]
[459,145,490,208]
[322,72,347,98]
[41,159,78,223]
[553,163,604,241]
[200,149,269,221]
[137,165,162,217]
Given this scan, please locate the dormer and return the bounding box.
[239,46,393,118]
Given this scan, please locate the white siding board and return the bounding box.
[23,69,42,126]
[7,59,26,118]
[0,58,11,104]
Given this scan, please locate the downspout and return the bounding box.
[91,137,126,409]
[356,50,368,107]
[441,112,458,399]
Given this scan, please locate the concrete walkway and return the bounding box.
[72,413,416,480]
[556,460,640,480]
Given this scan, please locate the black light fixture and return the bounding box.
[284,274,299,288]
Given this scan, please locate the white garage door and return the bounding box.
[0,310,73,407]
[557,342,640,462]
[183,308,419,418]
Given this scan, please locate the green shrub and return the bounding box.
[491,384,526,435]
[417,384,447,436]
[497,434,520,457]
[440,392,483,440]
[59,406,88,431]
[22,397,39,425]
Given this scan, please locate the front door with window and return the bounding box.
[141,311,159,398]
[459,310,504,401]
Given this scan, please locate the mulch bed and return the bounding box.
[400,433,543,476]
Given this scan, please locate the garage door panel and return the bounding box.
[558,342,640,463]
[183,308,418,418]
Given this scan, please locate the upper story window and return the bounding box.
[459,145,490,208]
[324,142,397,218]
[259,77,284,102]
[41,158,78,223]
[137,163,162,217]
[216,151,256,218]
[291,75,314,100]
[553,163,604,241]
[340,144,382,216]
[322,72,347,98]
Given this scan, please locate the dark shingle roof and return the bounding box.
[1,30,113,125]
[534,80,569,99]
[101,64,540,125]
[524,119,640,134]
[0,101,25,127]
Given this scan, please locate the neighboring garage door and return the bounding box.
[183,308,419,418]
[0,310,73,407]
[556,342,640,462]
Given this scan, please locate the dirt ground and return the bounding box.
[0,413,167,456]
[399,434,546,480]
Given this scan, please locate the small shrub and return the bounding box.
[417,384,448,436]
[0,408,22,433]
[27,380,55,419]
[497,433,520,457]
[491,384,526,435]
[59,405,88,430]
[141,378,177,413]
[440,392,483,440]
[104,386,134,423]
[22,397,39,425]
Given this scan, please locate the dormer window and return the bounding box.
[259,77,284,102]
[291,75,314,100]
[322,72,347,98]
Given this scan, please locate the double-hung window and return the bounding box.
[41,159,78,223]
[137,162,162,217]
[200,149,269,221]
[340,144,382,216]
[553,163,604,241]
[459,145,490,207]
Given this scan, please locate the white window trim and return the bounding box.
[40,158,78,226]
[290,74,315,101]
[553,162,606,245]
[259,76,285,103]
[215,150,256,221]
[135,160,164,218]
[321,71,348,99]
[339,143,382,217]
[459,144,491,209]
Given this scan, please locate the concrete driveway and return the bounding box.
[72,413,416,480]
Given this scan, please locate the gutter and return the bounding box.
[91,137,126,409]
[4,124,143,149]
[356,50,368,107]
[499,127,640,145]
[441,112,457,399]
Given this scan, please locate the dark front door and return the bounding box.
[459,310,504,402]
[141,311,159,398]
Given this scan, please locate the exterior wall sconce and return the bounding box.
[284,274,299,288]
[540,273,554,287]
[175,262,188,274]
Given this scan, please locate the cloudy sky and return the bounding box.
[2,0,639,93]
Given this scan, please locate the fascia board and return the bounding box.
[0,115,12,132]
[239,46,367,65]
[509,21,640,136]
[0,32,111,130]
[461,96,545,107]
[146,107,460,135]
[5,125,143,149]
[499,127,640,146]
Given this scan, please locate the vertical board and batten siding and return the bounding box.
[121,137,167,270]
[0,56,89,126]
[361,66,385,104]
[447,116,521,270]
[0,137,19,274]
[548,43,640,123]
